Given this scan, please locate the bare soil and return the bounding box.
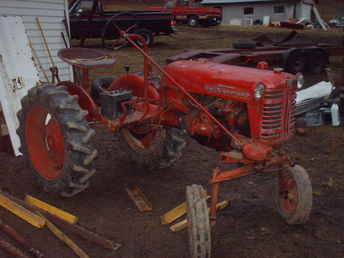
[0,26,343,258]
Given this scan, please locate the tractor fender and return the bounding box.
[56,81,100,121]
[108,73,160,100]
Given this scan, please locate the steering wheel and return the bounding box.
[101,12,139,49]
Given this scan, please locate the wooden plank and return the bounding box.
[161,196,210,225]
[0,194,45,228]
[169,218,187,232]
[169,200,230,232]
[25,195,78,225]
[161,202,186,225]
[37,212,90,258]
[126,186,152,212]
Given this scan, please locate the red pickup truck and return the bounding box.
[148,0,222,27]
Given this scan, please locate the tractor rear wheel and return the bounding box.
[186,184,211,258]
[273,165,312,224]
[119,126,186,170]
[17,85,98,197]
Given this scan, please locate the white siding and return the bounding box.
[295,2,313,20]
[221,3,295,25]
[0,17,40,155]
[0,0,72,82]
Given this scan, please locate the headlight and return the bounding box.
[296,73,304,89]
[255,83,265,100]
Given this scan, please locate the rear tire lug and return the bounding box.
[17,85,97,197]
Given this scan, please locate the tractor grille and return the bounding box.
[260,85,296,143]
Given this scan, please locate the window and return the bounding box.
[243,7,254,15]
[274,5,285,14]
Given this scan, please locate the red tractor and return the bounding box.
[17,24,312,257]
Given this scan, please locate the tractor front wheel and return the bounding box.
[186,184,211,258]
[119,126,186,170]
[17,85,98,197]
[273,165,312,224]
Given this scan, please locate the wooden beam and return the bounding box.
[0,194,45,228]
[37,212,90,258]
[25,195,78,224]
[161,196,210,225]
[126,186,152,212]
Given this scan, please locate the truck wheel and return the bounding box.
[17,85,98,197]
[308,50,328,74]
[188,16,199,27]
[273,165,312,224]
[286,51,307,74]
[119,126,186,170]
[186,185,211,258]
[133,28,154,47]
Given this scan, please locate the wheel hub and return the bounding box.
[279,176,298,215]
[45,118,65,169]
[25,106,65,180]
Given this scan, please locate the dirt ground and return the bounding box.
[0,26,343,258]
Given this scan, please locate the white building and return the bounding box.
[0,0,72,82]
[0,0,71,155]
[202,0,315,26]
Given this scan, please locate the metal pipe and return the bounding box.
[210,170,220,221]
[0,237,30,258]
[210,166,254,184]
[0,219,45,258]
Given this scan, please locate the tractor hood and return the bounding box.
[163,60,294,102]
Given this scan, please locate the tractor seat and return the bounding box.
[58,48,117,69]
